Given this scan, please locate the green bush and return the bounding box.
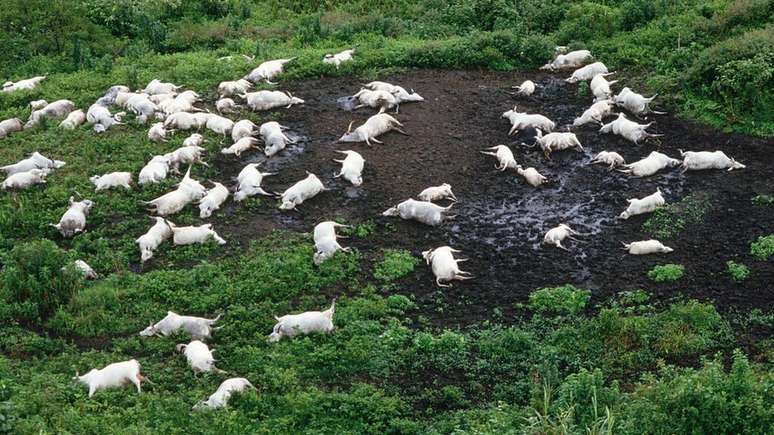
[647,264,684,283]
[529,285,591,315]
[750,234,774,260]
[0,240,82,322]
[373,249,419,282]
[727,261,750,282]
[642,194,711,239]
[619,350,774,434]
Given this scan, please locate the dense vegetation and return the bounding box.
[1,1,772,433]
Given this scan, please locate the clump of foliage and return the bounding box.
[0,240,82,322]
[647,264,684,283]
[726,261,750,282]
[752,194,774,206]
[642,194,711,239]
[373,249,419,282]
[750,234,774,260]
[529,285,591,315]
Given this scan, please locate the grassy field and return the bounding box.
[1,1,773,434]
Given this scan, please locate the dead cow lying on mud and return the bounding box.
[382,198,454,226]
[337,113,408,146]
[422,246,473,287]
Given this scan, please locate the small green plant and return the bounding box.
[750,235,774,260]
[373,249,419,282]
[642,194,711,239]
[751,194,774,206]
[726,261,750,282]
[647,264,684,283]
[529,285,591,315]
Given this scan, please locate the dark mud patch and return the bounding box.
[168,69,774,327]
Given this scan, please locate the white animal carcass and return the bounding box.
[323,49,355,68]
[26,100,76,128]
[332,150,364,186]
[352,89,399,113]
[140,311,221,340]
[502,107,555,135]
[0,152,64,175]
[176,340,224,374]
[221,137,260,157]
[565,62,609,83]
[382,198,453,226]
[218,79,253,97]
[590,151,626,169]
[614,87,665,116]
[193,378,255,410]
[512,80,537,96]
[422,246,472,287]
[619,151,681,177]
[279,173,325,210]
[480,145,519,171]
[573,100,615,127]
[543,224,581,250]
[90,172,132,191]
[168,222,227,245]
[618,189,665,220]
[0,118,23,139]
[216,98,240,114]
[337,113,408,146]
[599,113,662,144]
[418,183,456,202]
[243,58,296,83]
[679,150,745,173]
[242,90,304,111]
[59,110,86,129]
[74,359,147,397]
[233,163,275,201]
[136,216,173,262]
[361,81,425,103]
[517,167,548,187]
[198,182,229,218]
[1,168,49,190]
[534,131,583,159]
[138,155,171,185]
[140,79,181,95]
[589,73,618,102]
[540,50,592,71]
[268,300,336,342]
[51,197,94,237]
[622,240,674,255]
[2,75,46,93]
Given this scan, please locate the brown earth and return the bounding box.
[197,68,773,326]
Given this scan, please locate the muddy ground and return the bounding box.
[202,69,773,326]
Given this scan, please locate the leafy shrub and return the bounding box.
[647,264,684,283]
[752,194,774,205]
[619,350,773,434]
[0,240,82,322]
[642,194,711,239]
[529,285,591,315]
[750,234,774,260]
[726,261,750,282]
[373,249,419,282]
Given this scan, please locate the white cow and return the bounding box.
[337,113,408,146]
[422,246,472,287]
[176,340,225,374]
[136,216,173,262]
[333,150,365,186]
[140,311,221,340]
[418,183,456,202]
[679,150,745,173]
[168,222,227,245]
[619,151,681,177]
[51,197,94,238]
[268,300,336,342]
[599,113,662,144]
[243,58,296,84]
[622,240,673,255]
[543,224,581,250]
[193,378,255,410]
[590,151,626,169]
[198,182,229,218]
[74,359,147,397]
[90,172,132,191]
[242,90,304,111]
[233,163,275,201]
[480,145,519,171]
[1,168,49,190]
[382,198,454,226]
[618,189,665,220]
[323,49,355,68]
[540,50,593,71]
[279,173,326,210]
[565,62,609,83]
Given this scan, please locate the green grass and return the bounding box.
[750,234,774,261]
[642,194,712,240]
[727,260,750,282]
[528,284,591,316]
[647,264,685,283]
[373,249,419,282]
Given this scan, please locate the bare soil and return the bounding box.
[201,69,773,326]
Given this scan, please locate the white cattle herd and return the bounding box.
[1,47,746,404]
